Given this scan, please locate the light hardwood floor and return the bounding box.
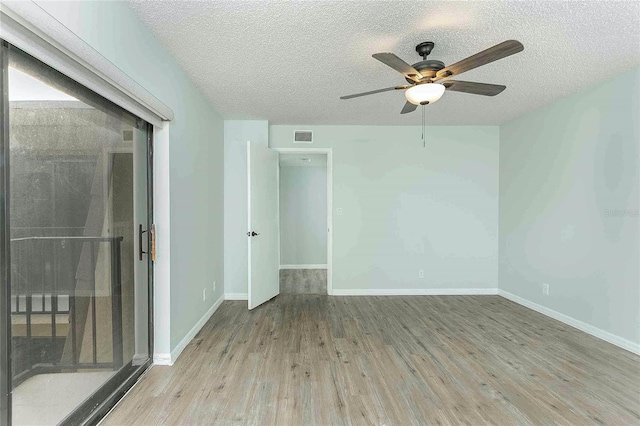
[280,269,327,294]
[104,295,640,425]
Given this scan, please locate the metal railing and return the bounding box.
[9,236,124,387]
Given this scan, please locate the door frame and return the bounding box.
[272,148,333,295]
[0,39,12,426]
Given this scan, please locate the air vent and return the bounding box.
[122,129,134,142]
[294,130,313,143]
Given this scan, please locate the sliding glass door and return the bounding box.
[0,40,153,425]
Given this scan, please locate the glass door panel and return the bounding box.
[1,42,152,425]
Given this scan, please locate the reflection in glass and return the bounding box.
[7,47,150,425]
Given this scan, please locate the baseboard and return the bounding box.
[331,288,499,296]
[498,289,640,355]
[153,353,171,366]
[225,293,248,300]
[156,294,224,366]
[280,264,328,270]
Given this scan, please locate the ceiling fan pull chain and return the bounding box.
[422,106,426,148]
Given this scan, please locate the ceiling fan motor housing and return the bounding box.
[406,59,445,83]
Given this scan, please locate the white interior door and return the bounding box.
[248,141,280,309]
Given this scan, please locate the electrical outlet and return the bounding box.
[213,281,216,292]
[203,288,207,301]
[337,208,343,216]
[419,269,424,279]
[542,283,549,295]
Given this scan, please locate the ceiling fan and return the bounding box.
[340,40,524,114]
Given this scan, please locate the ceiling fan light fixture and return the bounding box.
[404,83,445,105]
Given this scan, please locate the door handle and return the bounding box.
[246,231,260,237]
[139,224,156,261]
[139,224,147,260]
[150,224,156,262]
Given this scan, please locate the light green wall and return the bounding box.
[499,68,640,346]
[279,165,328,265]
[37,1,225,351]
[271,125,500,291]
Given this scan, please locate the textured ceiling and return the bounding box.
[126,1,640,125]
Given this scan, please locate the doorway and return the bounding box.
[276,150,332,295]
[0,41,153,425]
[246,145,332,309]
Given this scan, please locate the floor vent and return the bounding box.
[294,130,313,143]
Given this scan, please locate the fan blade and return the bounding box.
[435,40,524,80]
[373,53,423,82]
[340,85,410,100]
[401,101,417,114]
[443,80,506,96]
